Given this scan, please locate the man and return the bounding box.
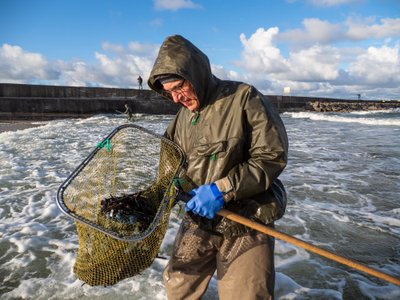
[124,103,133,121]
[148,35,288,300]
[137,75,143,89]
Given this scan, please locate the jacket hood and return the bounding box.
[148,35,218,107]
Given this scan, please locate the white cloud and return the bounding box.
[88,43,159,87]
[238,28,340,82]
[287,45,341,81]
[234,25,400,99]
[1,15,400,100]
[0,44,58,82]
[127,42,160,57]
[0,42,159,88]
[239,28,289,74]
[348,44,400,85]
[101,42,125,54]
[307,0,361,7]
[154,0,202,11]
[95,52,121,77]
[346,17,400,40]
[57,61,95,87]
[211,64,243,82]
[278,17,400,47]
[278,18,343,45]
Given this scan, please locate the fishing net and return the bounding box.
[56,124,185,286]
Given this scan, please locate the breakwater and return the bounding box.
[0,83,399,120]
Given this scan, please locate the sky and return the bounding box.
[0,0,399,100]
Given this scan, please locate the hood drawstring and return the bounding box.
[191,112,200,125]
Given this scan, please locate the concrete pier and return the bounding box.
[0,83,399,120]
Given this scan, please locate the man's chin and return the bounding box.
[181,101,198,111]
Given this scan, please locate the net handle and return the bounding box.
[176,191,399,286]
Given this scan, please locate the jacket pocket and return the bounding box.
[195,141,227,157]
[187,141,228,185]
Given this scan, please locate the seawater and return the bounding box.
[0,110,399,299]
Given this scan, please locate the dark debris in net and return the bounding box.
[100,192,157,229]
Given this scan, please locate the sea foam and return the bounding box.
[1,113,399,299]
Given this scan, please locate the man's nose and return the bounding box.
[171,93,182,103]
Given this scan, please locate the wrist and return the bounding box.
[214,177,234,202]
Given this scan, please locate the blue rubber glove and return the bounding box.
[185,183,224,219]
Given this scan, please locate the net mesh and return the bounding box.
[57,124,185,286]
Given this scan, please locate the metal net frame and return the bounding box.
[56,124,185,286]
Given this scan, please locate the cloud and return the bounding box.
[236,25,400,99]
[56,60,96,87]
[307,0,362,7]
[0,42,160,88]
[287,45,341,81]
[278,18,343,46]
[77,42,159,87]
[101,42,125,54]
[238,28,289,74]
[346,17,400,40]
[91,49,156,87]
[0,44,59,83]
[348,44,400,86]
[127,42,160,57]
[238,28,340,81]
[153,0,202,11]
[211,64,243,82]
[1,14,399,100]
[278,17,400,47]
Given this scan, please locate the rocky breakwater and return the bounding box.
[307,100,400,112]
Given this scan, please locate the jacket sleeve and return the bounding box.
[163,108,183,141]
[223,87,288,201]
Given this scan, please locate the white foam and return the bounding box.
[275,272,343,299]
[1,114,399,299]
[349,108,400,115]
[285,111,400,126]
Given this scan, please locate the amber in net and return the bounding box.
[57,124,185,286]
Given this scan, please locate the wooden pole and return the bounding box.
[217,208,400,286]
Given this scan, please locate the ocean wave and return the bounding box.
[1,114,399,299]
[284,111,400,126]
[349,108,400,115]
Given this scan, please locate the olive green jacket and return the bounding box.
[148,35,288,237]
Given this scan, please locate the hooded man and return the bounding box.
[148,35,288,300]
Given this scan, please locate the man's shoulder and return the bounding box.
[217,80,263,101]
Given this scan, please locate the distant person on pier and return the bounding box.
[137,76,143,90]
[148,34,288,299]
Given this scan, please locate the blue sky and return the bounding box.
[1,0,399,100]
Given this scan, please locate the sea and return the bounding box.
[1,110,399,300]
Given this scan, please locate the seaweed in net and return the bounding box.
[100,192,157,229]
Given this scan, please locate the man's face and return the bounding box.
[162,79,200,111]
